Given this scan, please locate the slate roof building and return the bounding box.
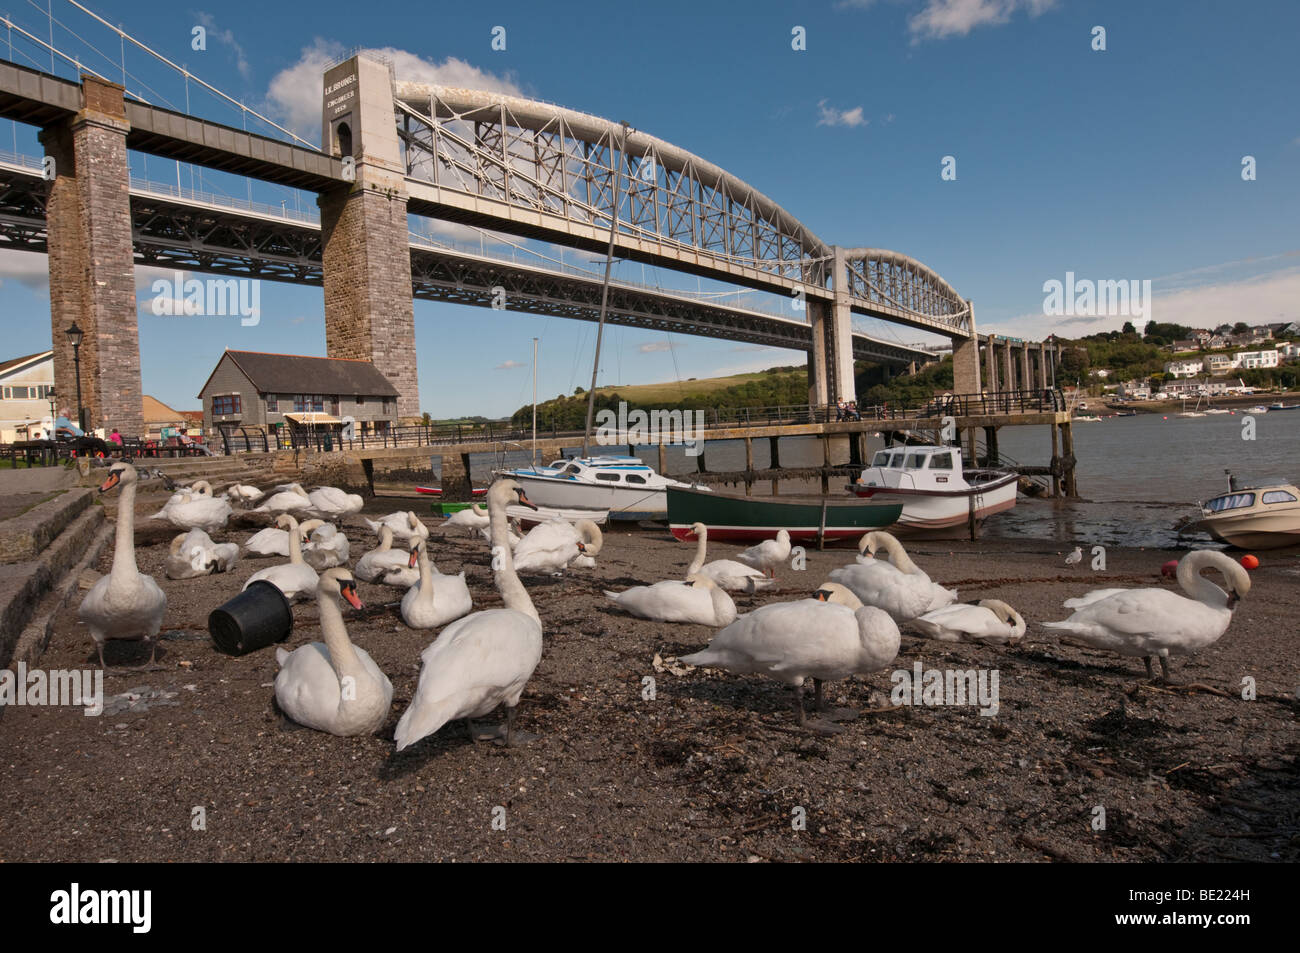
[197,350,400,437]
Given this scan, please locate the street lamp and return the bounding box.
[65,322,85,432]
[46,385,56,439]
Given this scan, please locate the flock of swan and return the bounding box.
[78,462,1254,746]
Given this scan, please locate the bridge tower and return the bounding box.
[40,75,143,438]
[319,54,420,418]
[809,247,859,407]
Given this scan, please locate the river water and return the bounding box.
[453,410,1298,549]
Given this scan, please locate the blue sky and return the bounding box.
[1,0,1298,416]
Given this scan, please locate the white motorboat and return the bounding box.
[1181,473,1300,549]
[496,455,709,520]
[847,445,1019,536]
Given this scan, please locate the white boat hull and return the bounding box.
[509,472,671,518]
[850,473,1019,534]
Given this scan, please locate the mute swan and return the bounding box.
[274,568,393,736]
[685,522,774,592]
[307,485,364,518]
[400,538,474,629]
[243,521,309,558]
[252,484,312,516]
[223,483,264,505]
[604,573,737,626]
[444,503,489,532]
[149,481,209,520]
[911,599,1026,645]
[682,581,900,732]
[150,480,232,533]
[78,464,168,669]
[513,519,603,574]
[394,480,545,750]
[734,529,791,578]
[243,514,320,602]
[1042,550,1251,681]
[363,510,425,542]
[301,519,350,571]
[164,528,239,579]
[353,525,412,583]
[830,531,953,621]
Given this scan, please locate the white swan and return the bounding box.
[300,519,350,571]
[78,464,168,668]
[243,514,320,602]
[829,531,953,621]
[353,525,412,583]
[513,518,603,574]
[164,528,239,579]
[150,480,210,520]
[223,483,264,505]
[243,521,308,558]
[150,479,232,533]
[400,538,474,629]
[307,486,364,518]
[685,522,774,592]
[911,599,1026,645]
[394,480,545,750]
[682,581,900,731]
[734,529,791,578]
[274,568,393,736]
[604,573,737,626]
[363,510,425,541]
[444,503,489,532]
[252,484,313,515]
[1042,550,1251,680]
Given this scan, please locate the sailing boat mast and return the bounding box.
[531,336,538,467]
[582,120,631,457]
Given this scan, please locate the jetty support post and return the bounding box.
[821,435,831,494]
[769,436,780,496]
[1060,421,1078,497]
[967,490,980,541]
[744,437,754,496]
[658,442,667,476]
[1049,425,1061,498]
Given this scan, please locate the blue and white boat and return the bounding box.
[497,455,708,520]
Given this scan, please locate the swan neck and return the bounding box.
[318,590,365,679]
[688,529,706,575]
[1178,554,1228,607]
[286,522,304,564]
[491,496,539,626]
[111,479,139,578]
[883,536,918,574]
[418,544,434,593]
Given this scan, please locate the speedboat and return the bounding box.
[1182,477,1300,549]
[847,445,1019,536]
[495,455,708,520]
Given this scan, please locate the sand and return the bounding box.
[0,499,1296,863]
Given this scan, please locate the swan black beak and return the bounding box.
[515,488,539,511]
[576,541,587,554]
[341,581,364,610]
[1226,591,1239,610]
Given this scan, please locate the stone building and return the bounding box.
[197,350,400,438]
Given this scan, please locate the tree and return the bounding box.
[1121,321,1137,335]
[1233,322,1250,334]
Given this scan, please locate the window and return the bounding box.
[357,396,365,407]
[1262,490,1298,504]
[1205,493,1255,512]
[931,452,953,469]
[595,472,620,482]
[212,395,241,416]
[904,453,926,469]
[266,394,278,413]
[294,394,325,413]
[626,473,647,484]
[563,465,581,475]
[871,451,892,467]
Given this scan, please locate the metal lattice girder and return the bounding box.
[839,247,972,336]
[393,83,834,299]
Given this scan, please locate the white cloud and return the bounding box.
[495,360,526,370]
[196,12,251,81]
[0,249,49,292]
[816,100,867,128]
[637,341,684,353]
[265,40,523,144]
[908,0,1058,41]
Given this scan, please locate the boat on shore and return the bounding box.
[496,455,708,520]
[1181,481,1300,549]
[845,445,1019,536]
[1268,402,1300,411]
[416,486,487,497]
[667,485,901,544]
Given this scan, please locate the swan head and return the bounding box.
[575,519,604,557]
[191,480,213,496]
[319,568,364,609]
[490,478,538,511]
[690,521,707,540]
[406,512,430,539]
[776,529,791,544]
[683,573,718,591]
[1181,550,1252,609]
[275,514,301,533]
[812,582,863,609]
[979,599,1027,637]
[97,463,136,493]
[407,538,423,568]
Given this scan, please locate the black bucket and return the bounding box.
[208,581,294,656]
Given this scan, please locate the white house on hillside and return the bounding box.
[1164,359,1203,378]
[0,351,55,443]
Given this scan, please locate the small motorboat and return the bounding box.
[846,445,1018,536]
[497,455,708,520]
[1180,471,1300,549]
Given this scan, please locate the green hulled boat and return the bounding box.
[667,486,901,545]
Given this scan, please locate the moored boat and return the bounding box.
[496,455,708,520]
[846,445,1019,536]
[667,486,901,544]
[1183,481,1300,549]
